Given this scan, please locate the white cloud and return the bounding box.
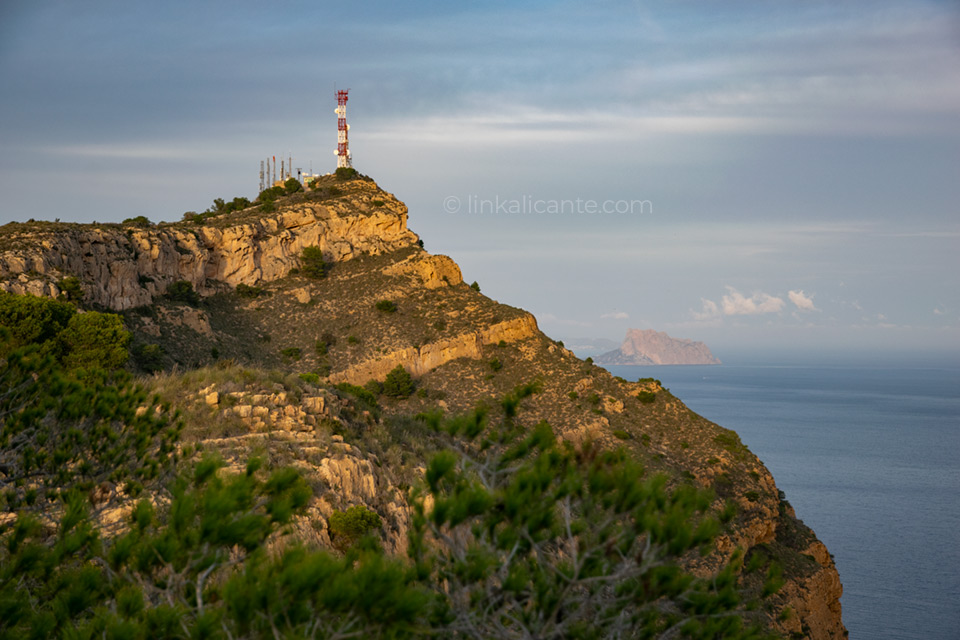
[600,311,629,320]
[720,287,785,316]
[788,290,817,312]
[693,298,720,321]
[693,287,788,321]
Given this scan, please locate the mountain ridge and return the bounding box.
[0,175,844,638]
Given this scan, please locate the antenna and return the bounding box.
[335,89,352,169]
[259,160,265,193]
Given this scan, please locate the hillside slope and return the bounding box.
[0,175,844,638]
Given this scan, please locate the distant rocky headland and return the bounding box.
[596,328,721,365]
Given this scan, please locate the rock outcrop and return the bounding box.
[596,328,721,365]
[330,314,539,385]
[0,181,417,310]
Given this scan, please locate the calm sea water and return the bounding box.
[606,356,960,640]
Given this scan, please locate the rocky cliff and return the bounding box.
[0,179,417,310]
[0,176,844,637]
[596,328,721,365]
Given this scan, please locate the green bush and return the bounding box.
[1,325,179,512]
[165,280,200,305]
[335,166,358,180]
[57,276,84,303]
[328,505,382,552]
[375,300,397,313]
[489,358,502,372]
[613,430,631,440]
[383,365,414,398]
[567,391,578,400]
[0,292,74,357]
[133,343,164,373]
[284,177,303,194]
[335,382,379,410]
[637,390,657,404]
[371,199,385,207]
[299,372,320,385]
[235,283,264,298]
[470,281,480,292]
[347,335,359,345]
[280,347,301,362]
[364,379,383,396]
[122,215,151,227]
[301,246,326,279]
[61,312,131,370]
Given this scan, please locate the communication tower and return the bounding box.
[335,89,352,169]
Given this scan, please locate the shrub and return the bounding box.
[299,372,320,385]
[375,300,397,313]
[315,340,328,356]
[347,335,359,345]
[335,166,358,180]
[637,390,657,404]
[57,276,84,303]
[122,215,151,227]
[335,382,379,410]
[60,312,131,370]
[470,281,480,292]
[364,379,383,396]
[133,343,164,373]
[328,504,382,552]
[235,283,264,298]
[585,356,594,365]
[567,391,578,400]
[489,358,502,372]
[165,280,200,305]
[300,246,326,279]
[280,347,301,362]
[588,392,601,406]
[613,430,631,440]
[383,365,414,398]
[0,290,75,353]
[371,199,385,207]
[284,177,302,194]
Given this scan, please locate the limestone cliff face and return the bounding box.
[329,314,539,385]
[596,328,721,365]
[0,183,417,310]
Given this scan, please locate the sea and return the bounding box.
[606,353,960,640]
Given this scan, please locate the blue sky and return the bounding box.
[1,0,958,355]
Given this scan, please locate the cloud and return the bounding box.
[720,287,785,316]
[693,299,721,321]
[693,287,787,321]
[788,290,817,312]
[600,311,629,320]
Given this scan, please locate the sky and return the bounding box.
[1,0,958,357]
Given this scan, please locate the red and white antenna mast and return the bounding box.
[335,89,352,169]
